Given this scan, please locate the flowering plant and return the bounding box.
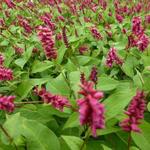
[0,0,150,150]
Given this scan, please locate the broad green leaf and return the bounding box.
[2,113,60,150]
[63,112,79,129]
[104,82,136,120]
[86,140,103,150]
[46,73,70,97]
[14,58,27,69]
[143,73,150,91]
[0,40,9,46]
[97,76,119,91]
[142,55,150,67]
[121,56,134,78]
[97,127,121,136]
[15,45,33,69]
[101,145,112,150]
[37,105,69,118]
[69,71,80,96]
[130,147,140,150]
[31,60,53,73]
[16,78,50,99]
[61,136,83,150]
[56,45,67,64]
[147,102,150,112]
[76,56,99,66]
[132,121,150,150]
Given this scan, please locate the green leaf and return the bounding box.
[46,73,70,97]
[69,71,80,96]
[37,105,69,118]
[132,121,150,150]
[101,144,112,150]
[76,56,99,66]
[121,56,135,78]
[15,45,33,69]
[142,55,150,67]
[2,113,60,150]
[97,76,119,91]
[97,127,121,136]
[86,140,103,150]
[147,102,150,112]
[56,45,67,64]
[0,40,9,46]
[16,78,50,99]
[61,136,83,150]
[31,60,53,73]
[14,58,27,69]
[63,112,79,130]
[104,82,136,120]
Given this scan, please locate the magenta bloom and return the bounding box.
[0,19,5,26]
[145,15,150,24]
[79,45,88,54]
[41,13,55,31]
[80,73,86,85]
[116,14,123,23]
[132,16,144,36]
[62,26,69,48]
[14,46,24,55]
[18,16,32,34]
[0,96,15,112]
[56,33,62,41]
[106,47,123,68]
[37,26,57,59]
[136,34,149,52]
[0,67,13,81]
[77,81,105,137]
[128,35,137,48]
[4,0,15,8]
[34,87,71,111]
[57,16,65,22]
[89,66,98,84]
[90,27,102,40]
[120,91,146,133]
[0,54,4,65]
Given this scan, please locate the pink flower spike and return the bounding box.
[77,81,105,137]
[34,87,71,111]
[120,91,146,133]
[0,67,13,81]
[0,54,4,66]
[106,47,123,68]
[4,0,15,8]
[0,96,15,112]
[37,26,57,59]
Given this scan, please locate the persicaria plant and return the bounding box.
[0,0,150,150]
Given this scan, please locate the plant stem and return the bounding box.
[128,132,132,150]
[80,128,91,150]
[15,101,77,111]
[0,124,13,143]
[15,101,43,105]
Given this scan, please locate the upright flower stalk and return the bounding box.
[120,91,146,133]
[77,81,105,137]
[37,26,57,59]
[106,47,123,68]
[62,26,69,48]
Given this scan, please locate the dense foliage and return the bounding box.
[0,0,150,150]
